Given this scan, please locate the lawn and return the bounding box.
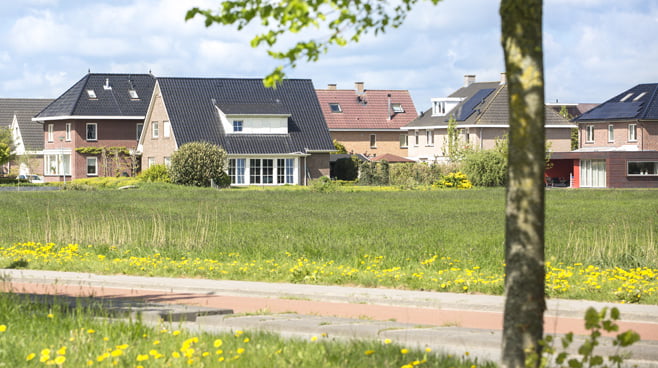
[0,185,656,303]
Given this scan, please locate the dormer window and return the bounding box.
[329,103,342,113]
[433,101,446,116]
[86,89,97,99]
[128,89,139,99]
[391,103,404,113]
[233,120,243,132]
[431,97,463,117]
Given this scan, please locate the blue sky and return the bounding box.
[1,0,656,112]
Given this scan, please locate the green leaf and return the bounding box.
[616,330,640,347]
[584,307,600,329]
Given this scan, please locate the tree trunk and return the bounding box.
[500,1,546,367]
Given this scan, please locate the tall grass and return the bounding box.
[1,186,656,269]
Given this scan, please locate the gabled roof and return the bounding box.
[407,81,572,128]
[575,83,658,121]
[35,73,155,120]
[371,153,414,163]
[316,88,418,129]
[0,98,53,150]
[156,77,334,155]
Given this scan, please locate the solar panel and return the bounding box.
[455,88,495,121]
[580,102,643,120]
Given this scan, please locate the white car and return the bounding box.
[17,174,45,184]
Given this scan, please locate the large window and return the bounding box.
[277,159,294,184]
[628,124,637,142]
[229,158,246,184]
[86,157,98,176]
[580,159,606,188]
[250,159,262,184]
[586,125,594,143]
[628,161,658,176]
[86,123,97,141]
[45,153,71,176]
[262,159,274,184]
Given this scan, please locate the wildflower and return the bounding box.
[237,348,245,354]
[401,348,409,354]
[384,339,392,344]
[0,324,6,332]
[54,356,66,365]
[310,336,318,342]
[57,346,67,355]
[425,347,432,353]
[365,350,375,355]
[137,354,149,362]
[47,313,54,318]
[172,330,181,336]
[213,339,223,348]
[172,352,181,358]
[87,329,96,334]
[26,353,36,361]
[243,337,250,343]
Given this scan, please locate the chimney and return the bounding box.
[464,75,476,87]
[500,72,507,85]
[327,83,337,90]
[355,81,365,94]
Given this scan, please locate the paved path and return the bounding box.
[2,269,658,367]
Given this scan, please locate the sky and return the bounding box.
[0,0,657,113]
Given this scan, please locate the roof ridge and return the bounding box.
[68,74,91,116]
[157,76,311,82]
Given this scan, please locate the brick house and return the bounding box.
[138,77,335,185]
[404,74,575,162]
[550,83,658,188]
[316,82,418,158]
[33,73,155,182]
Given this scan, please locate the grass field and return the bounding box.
[1,185,656,303]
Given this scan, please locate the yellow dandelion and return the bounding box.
[86,359,94,366]
[202,352,210,357]
[110,349,123,357]
[54,356,66,365]
[57,346,67,355]
[401,348,409,354]
[136,354,149,361]
[172,330,181,336]
[365,350,375,355]
[47,313,54,318]
[213,339,223,348]
[87,329,96,334]
[310,336,318,342]
[172,352,181,358]
[243,337,250,343]
[384,339,392,344]
[215,349,223,355]
[0,324,6,332]
[26,353,36,361]
[153,340,160,345]
[237,348,245,354]
[218,357,225,362]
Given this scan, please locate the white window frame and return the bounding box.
[580,159,606,188]
[426,130,434,146]
[47,124,54,142]
[607,124,614,143]
[414,130,419,146]
[136,123,144,141]
[147,157,155,168]
[86,89,97,99]
[399,134,408,148]
[44,152,71,176]
[164,157,171,167]
[86,123,97,141]
[233,120,243,132]
[152,121,159,138]
[86,156,98,176]
[391,103,404,113]
[586,125,594,143]
[163,121,171,138]
[128,89,139,99]
[369,134,377,149]
[65,123,71,141]
[628,124,637,142]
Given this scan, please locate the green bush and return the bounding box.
[138,164,171,183]
[462,149,507,187]
[169,142,229,187]
[388,162,462,187]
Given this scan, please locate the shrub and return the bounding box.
[138,164,171,183]
[462,149,507,187]
[310,176,337,192]
[433,172,473,189]
[169,142,229,187]
[389,162,462,187]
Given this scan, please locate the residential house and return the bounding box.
[316,82,418,158]
[138,77,335,185]
[0,98,52,176]
[404,74,576,162]
[549,83,658,188]
[33,73,156,182]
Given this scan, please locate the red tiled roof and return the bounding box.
[316,89,418,129]
[371,153,414,162]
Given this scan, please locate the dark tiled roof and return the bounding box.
[157,78,334,155]
[0,98,53,150]
[547,104,598,119]
[575,84,658,121]
[35,73,155,119]
[316,89,418,129]
[219,102,290,115]
[407,82,572,128]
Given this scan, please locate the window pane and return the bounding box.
[628,161,658,175]
[86,124,97,140]
[286,158,294,184]
[87,158,97,175]
[250,159,261,184]
[263,159,273,184]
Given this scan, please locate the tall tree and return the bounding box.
[188,1,546,366]
[0,127,15,168]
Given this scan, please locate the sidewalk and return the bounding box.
[2,269,658,366]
